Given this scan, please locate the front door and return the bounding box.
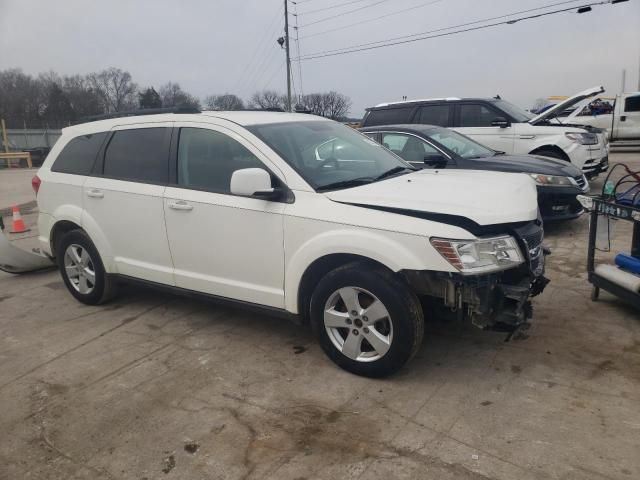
[163,123,286,308]
[615,94,640,140]
[82,124,174,284]
[453,103,515,154]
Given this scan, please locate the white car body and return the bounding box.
[30,111,548,375]
[557,92,640,141]
[454,87,609,176]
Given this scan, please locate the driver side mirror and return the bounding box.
[230,168,281,200]
[423,153,448,167]
[491,117,510,128]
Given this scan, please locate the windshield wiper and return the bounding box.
[374,166,415,181]
[317,177,374,192]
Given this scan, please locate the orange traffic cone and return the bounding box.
[9,205,30,234]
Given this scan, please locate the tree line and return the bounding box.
[0,67,352,128]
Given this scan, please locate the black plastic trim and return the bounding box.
[115,274,301,324]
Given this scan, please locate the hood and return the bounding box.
[529,86,605,125]
[468,154,582,178]
[324,169,538,227]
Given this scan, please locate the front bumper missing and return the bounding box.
[402,267,550,332]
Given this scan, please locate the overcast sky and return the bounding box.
[1,0,639,117]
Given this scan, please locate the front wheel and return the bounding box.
[310,262,424,377]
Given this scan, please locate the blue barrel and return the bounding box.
[615,254,640,275]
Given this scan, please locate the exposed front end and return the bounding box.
[404,221,549,333]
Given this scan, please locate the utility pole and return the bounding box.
[284,0,292,112]
[621,68,627,94]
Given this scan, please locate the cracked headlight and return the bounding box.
[565,132,598,145]
[529,174,575,186]
[431,236,524,274]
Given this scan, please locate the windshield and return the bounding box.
[248,121,412,190]
[492,99,533,123]
[427,129,495,159]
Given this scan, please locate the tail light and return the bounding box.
[32,175,41,196]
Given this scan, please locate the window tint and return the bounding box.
[178,128,265,193]
[103,128,169,183]
[364,107,413,126]
[381,133,438,163]
[624,95,640,112]
[51,132,107,175]
[417,105,450,127]
[459,104,499,127]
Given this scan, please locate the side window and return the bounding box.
[177,128,265,193]
[624,95,640,112]
[459,104,499,127]
[417,105,450,127]
[51,132,107,175]
[381,133,437,163]
[365,107,413,126]
[103,128,169,184]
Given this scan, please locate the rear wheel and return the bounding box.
[310,262,424,377]
[56,230,116,305]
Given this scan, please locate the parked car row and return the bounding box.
[24,108,549,377]
[361,86,610,178]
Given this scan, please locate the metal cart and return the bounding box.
[582,196,640,309]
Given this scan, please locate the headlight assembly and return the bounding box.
[529,174,575,187]
[431,236,524,274]
[565,132,598,145]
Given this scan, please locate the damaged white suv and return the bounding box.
[33,110,548,377]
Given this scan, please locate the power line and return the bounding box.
[295,0,372,16]
[298,0,390,28]
[299,0,447,40]
[296,0,597,61]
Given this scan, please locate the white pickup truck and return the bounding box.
[557,92,640,142]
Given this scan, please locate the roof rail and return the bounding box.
[78,106,201,124]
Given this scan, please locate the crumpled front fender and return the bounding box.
[0,218,54,274]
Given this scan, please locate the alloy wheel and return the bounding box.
[323,286,393,362]
[64,244,96,294]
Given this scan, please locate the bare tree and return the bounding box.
[0,69,45,127]
[159,82,200,109]
[205,94,245,111]
[87,67,138,112]
[301,91,351,120]
[249,90,287,110]
[62,75,104,118]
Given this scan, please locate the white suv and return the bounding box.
[33,110,548,377]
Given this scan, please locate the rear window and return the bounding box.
[51,132,107,175]
[103,128,169,184]
[364,107,413,126]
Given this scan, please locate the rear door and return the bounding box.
[83,123,174,284]
[453,102,515,153]
[614,94,640,139]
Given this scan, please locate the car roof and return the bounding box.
[360,124,443,136]
[368,98,497,110]
[62,111,327,136]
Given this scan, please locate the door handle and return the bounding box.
[519,135,535,139]
[620,115,626,122]
[168,200,193,211]
[86,189,104,199]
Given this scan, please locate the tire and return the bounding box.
[533,148,566,161]
[310,261,424,378]
[56,229,117,305]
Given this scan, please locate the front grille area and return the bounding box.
[515,223,544,277]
